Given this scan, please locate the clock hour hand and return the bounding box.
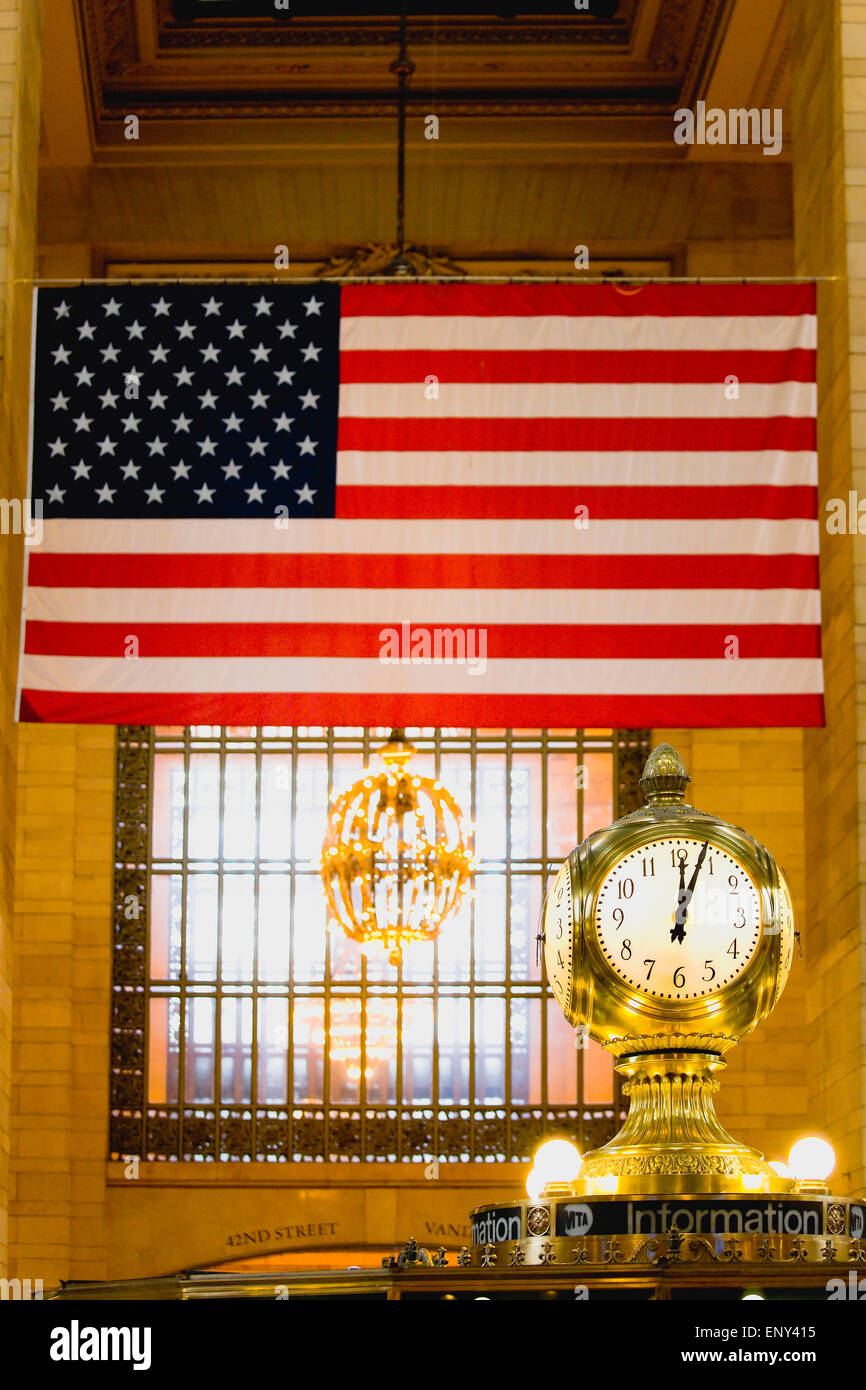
[671,859,688,944]
[670,841,710,944]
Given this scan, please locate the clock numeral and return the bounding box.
[557,950,565,968]
[617,877,634,900]
[555,920,563,939]
[673,966,685,988]
[643,958,655,980]
[641,857,655,877]
[671,847,688,868]
[620,939,632,961]
[733,906,746,929]
[707,855,714,875]
[612,907,624,930]
[703,960,716,982]
[727,939,738,959]
[728,874,739,892]
[554,979,562,996]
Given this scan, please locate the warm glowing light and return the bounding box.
[740,1173,765,1192]
[741,1293,765,1301]
[525,1167,544,1201]
[320,729,474,967]
[789,1137,835,1182]
[769,1160,793,1180]
[533,1139,582,1184]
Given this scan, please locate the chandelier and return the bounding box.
[320,730,475,966]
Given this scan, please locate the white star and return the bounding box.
[72,413,92,433]
[51,392,69,411]
[277,319,297,339]
[53,300,71,319]
[120,413,140,433]
[297,435,317,457]
[198,436,217,457]
[226,319,246,340]
[172,413,192,433]
[200,343,220,363]
[127,320,146,340]
[223,412,243,433]
[150,344,170,364]
[121,460,140,480]
[198,389,218,410]
[48,438,67,457]
[222,460,242,480]
[98,388,119,409]
[97,436,117,456]
[301,342,322,362]
[203,296,222,317]
[253,295,273,316]
[249,389,269,409]
[172,460,192,480]
[247,437,267,457]
[95,483,116,504]
[100,344,121,364]
[274,367,295,385]
[174,367,194,387]
[246,483,266,504]
[145,483,165,504]
[46,484,65,504]
[271,460,292,479]
[103,297,122,317]
[195,482,215,504]
[225,366,245,386]
[77,320,96,341]
[299,389,320,410]
[295,484,316,505]
[251,343,271,363]
[75,366,94,387]
[124,370,142,391]
[72,460,91,479]
[176,321,195,340]
[147,436,167,457]
[152,297,171,317]
[149,390,168,409]
[274,413,294,433]
[303,295,323,316]
[51,345,71,366]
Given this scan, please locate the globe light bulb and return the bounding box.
[789,1137,835,1182]
[741,1293,765,1301]
[525,1167,544,1201]
[533,1139,582,1184]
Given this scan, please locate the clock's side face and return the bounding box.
[594,836,762,1003]
[544,858,574,1013]
[777,871,795,994]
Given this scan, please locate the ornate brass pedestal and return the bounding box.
[574,1051,783,1196]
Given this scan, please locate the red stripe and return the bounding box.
[26,553,821,590]
[336,417,816,452]
[17,690,826,728]
[23,622,822,660]
[341,284,817,318]
[336,486,817,521]
[339,349,817,385]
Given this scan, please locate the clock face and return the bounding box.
[777,872,795,992]
[594,837,762,1002]
[544,859,573,1010]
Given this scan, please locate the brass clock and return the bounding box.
[543,744,797,1195]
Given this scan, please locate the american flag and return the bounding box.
[18,281,822,727]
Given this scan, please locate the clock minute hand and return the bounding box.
[670,841,710,944]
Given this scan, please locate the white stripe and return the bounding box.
[18,655,824,696]
[35,518,819,556]
[337,451,819,488]
[24,587,821,627]
[340,314,817,354]
[339,382,816,419]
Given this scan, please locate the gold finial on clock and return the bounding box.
[639,743,690,805]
